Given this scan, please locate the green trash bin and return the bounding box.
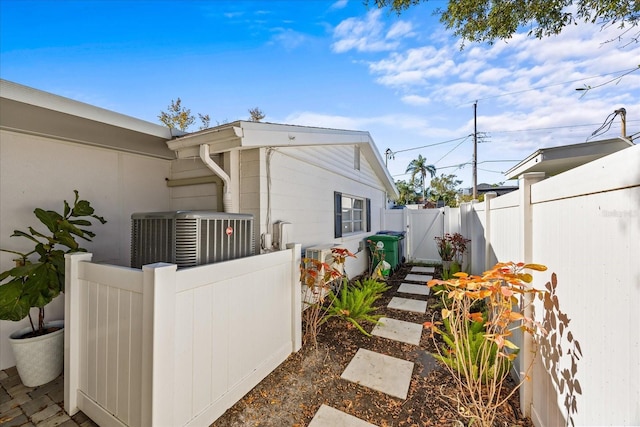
[368,234,401,272]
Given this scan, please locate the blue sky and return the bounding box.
[1,0,639,189]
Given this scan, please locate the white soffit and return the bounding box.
[505,138,634,180]
[1,79,173,139]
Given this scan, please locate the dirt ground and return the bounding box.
[211,264,534,427]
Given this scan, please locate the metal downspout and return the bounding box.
[199,144,233,213]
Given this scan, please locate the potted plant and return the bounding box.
[0,190,105,387]
[435,233,470,279]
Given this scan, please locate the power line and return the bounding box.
[488,121,640,134]
[467,66,640,104]
[389,135,470,156]
[433,135,470,165]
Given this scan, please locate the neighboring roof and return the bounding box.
[0,79,176,159]
[167,120,399,198]
[462,184,518,196]
[504,137,635,180]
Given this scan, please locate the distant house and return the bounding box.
[461,183,519,197]
[0,79,398,370]
[504,137,634,180]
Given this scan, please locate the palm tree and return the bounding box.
[395,180,419,205]
[405,155,436,201]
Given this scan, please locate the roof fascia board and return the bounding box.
[504,137,635,180]
[166,125,243,154]
[168,121,399,197]
[1,79,174,139]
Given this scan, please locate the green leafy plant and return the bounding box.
[432,312,514,384]
[300,247,355,348]
[424,262,548,427]
[0,191,106,335]
[435,233,470,280]
[435,233,470,264]
[323,278,390,336]
[366,239,390,279]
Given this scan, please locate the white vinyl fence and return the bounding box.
[64,245,302,427]
[384,144,640,426]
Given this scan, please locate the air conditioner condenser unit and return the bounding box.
[131,210,254,268]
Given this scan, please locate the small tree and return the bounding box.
[0,191,106,334]
[406,155,436,201]
[248,107,265,122]
[368,0,639,45]
[159,98,211,131]
[158,98,195,131]
[395,179,420,205]
[430,173,462,207]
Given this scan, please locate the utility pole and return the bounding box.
[473,101,478,200]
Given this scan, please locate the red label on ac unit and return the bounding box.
[226,226,233,236]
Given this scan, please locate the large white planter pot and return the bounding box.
[9,320,64,387]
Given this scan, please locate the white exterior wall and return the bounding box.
[239,148,261,253]
[249,145,388,277]
[0,129,172,370]
[169,158,219,211]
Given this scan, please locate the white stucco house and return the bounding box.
[0,79,398,370]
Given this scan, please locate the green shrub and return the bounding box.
[433,312,515,384]
[322,278,390,336]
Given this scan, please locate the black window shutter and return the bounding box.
[334,192,342,238]
[366,198,371,232]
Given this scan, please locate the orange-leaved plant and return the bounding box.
[424,262,548,427]
[300,247,355,349]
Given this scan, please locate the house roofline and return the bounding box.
[1,79,176,139]
[168,121,399,198]
[504,137,635,180]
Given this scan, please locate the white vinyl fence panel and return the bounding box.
[386,144,639,426]
[65,245,302,427]
[406,209,443,263]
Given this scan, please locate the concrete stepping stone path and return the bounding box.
[403,273,433,282]
[398,283,430,296]
[308,404,378,427]
[372,317,423,345]
[341,348,414,400]
[410,266,435,274]
[388,296,427,313]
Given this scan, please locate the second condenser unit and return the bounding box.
[131,210,255,268]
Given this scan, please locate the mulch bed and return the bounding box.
[212,264,534,427]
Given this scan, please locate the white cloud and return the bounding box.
[331,10,412,53]
[223,12,244,19]
[270,28,307,50]
[402,94,431,106]
[387,21,414,40]
[330,0,348,11]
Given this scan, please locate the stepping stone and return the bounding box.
[403,273,433,283]
[398,283,430,296]
[372,317,423,345]
[308,405,378,427]
[411,266,435,273]
[341,348,414,400]
[388,297,427,313]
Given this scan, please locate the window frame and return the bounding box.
[334,192,371,238]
